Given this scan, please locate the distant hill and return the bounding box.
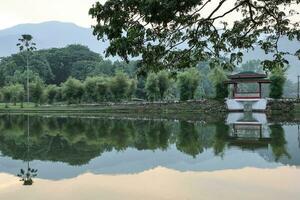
[243,36,300,82]
[0,21,108,57]
[0,21,299,81]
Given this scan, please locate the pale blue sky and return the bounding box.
[0,0,242,30]
[0,0,105,30]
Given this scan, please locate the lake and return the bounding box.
[0,113,299,200]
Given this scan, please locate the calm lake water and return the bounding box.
[0,113,299,200]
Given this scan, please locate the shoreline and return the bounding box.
[0,99,298,123]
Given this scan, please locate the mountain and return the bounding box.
[243,36,300,82]
[0,21,108,57]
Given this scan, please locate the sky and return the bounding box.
[0,0,105,30]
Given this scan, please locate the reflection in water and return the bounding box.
[17,166,38,186]
[1,167,300,200]
[226,112,289,161]
[298,125,300,148]
[0,114,298,180]
[270,124,290,161]
[0,114,299,199]
[17,115,38,185]
[0,114,296,166]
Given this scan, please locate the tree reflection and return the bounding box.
[17,164,38,185]
[17,115,38,186]
[270,124,290,161]
[213,123,229,157]
[0,115,292,166]
[176,121,203,158]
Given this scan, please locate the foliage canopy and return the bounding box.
[90,0,300,71]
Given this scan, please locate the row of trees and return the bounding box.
[0,65,287,106]
[0,68,211,106]
[0,72,137,106]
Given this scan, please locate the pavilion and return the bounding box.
[225,71,271,111]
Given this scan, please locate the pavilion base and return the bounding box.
[226,98,267,112]
[226,112,267,124]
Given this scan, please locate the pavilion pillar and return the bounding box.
[259,83,262,98]
[233,83,237,98]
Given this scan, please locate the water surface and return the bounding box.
[0,114,299,199]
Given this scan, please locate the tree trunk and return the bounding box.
[26,52,30,104]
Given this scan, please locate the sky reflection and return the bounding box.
[0,166,299,200]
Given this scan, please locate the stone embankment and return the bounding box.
[266,99,297,114]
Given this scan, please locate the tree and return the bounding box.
[157,71,171,100]
[127,79,137,100]
[145,73,159,101]
[110,72,131,101]
[71,61,102,81]
[136,76,147,99]
[96,77,111,102]
[269,67,286,99]
[177,68,201,101]
[62,78,84,104]
[238,60,264,73]
[10,84,25,107]
[89,0,300,71]
[145,71,171,101]
[84,77,99,102]
[208,67,228,99]
[0,84,24,107]
[29,80,44,106]
[1,86,12,108]
[45,85,59,104]
[84,76,110,102]
[17,34,36,103]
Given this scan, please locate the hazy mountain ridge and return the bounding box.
[0,21,108,57]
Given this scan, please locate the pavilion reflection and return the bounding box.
[226,112,271,150]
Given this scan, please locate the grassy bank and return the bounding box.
[0,100,227,121]
[0,100,226,112]
[1,100,299,113]
[1,100,300,124]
